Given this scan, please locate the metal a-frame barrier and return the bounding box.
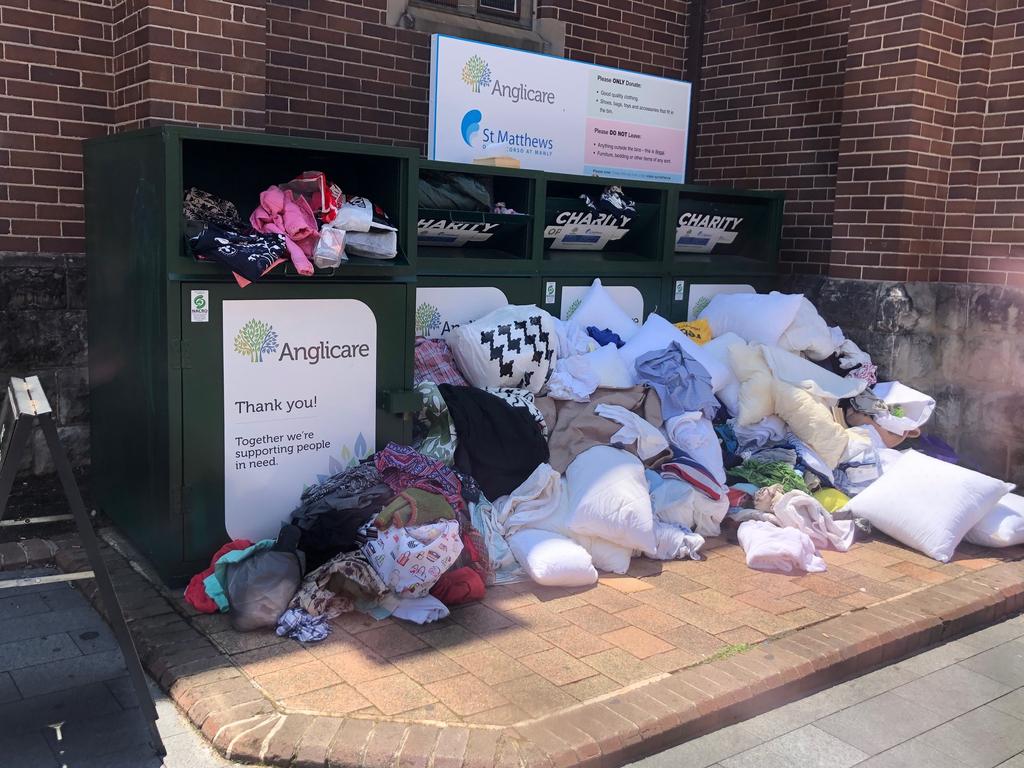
[0,376,165,757]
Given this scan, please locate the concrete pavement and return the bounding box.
[629,613,1024,768]
[0,567,233,768]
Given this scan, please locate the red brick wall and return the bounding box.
[112,0,267,131]
[1,0,113,256]
[692,0,851,275]
[537,0,688,78]
[263,0,429,145]
[940,1,1024,289]
[830,0,965,283]
[2,0,1023,285]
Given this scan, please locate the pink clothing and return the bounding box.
[250,186,317,275]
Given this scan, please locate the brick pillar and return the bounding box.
[112,0,267,131]
[830,0,967,281]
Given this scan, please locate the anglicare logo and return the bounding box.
[462,55,491,93]
[234,319,278,363]
[460,109,482,146]
[415,302,442,336]
[233,318,372,365]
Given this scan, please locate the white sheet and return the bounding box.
[738,520,827,573]
[596,403,669,461]
[492,463,563,536]
[771,490,854,552]
[759,344,867,403]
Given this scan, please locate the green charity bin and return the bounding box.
[416,160,540,277]
[85,127,418,583]
[670,186,784,277]
[540,175,670,276]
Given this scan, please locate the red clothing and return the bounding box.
[184,539,253,614]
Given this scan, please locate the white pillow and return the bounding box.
[447,305,559,394]
[776,297,836,360]
[698,332,743,415]
[581,343,633,388]
[527,478,633,574]
[567,446,657,554]
[508,528,598,586]
[568,278,639,342]
[619,313,730,393]
[965,494,1024,547]
[585,537,633,574]
[840,450,1015,562]
[699,291,803,347]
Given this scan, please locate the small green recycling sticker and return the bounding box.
[190,290,209,323]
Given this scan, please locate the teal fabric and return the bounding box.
[202,539,275,612]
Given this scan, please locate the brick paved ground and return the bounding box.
[36,530,1024,766]
[172,535,1024,727]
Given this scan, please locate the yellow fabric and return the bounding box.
[814,488,851,514]
[674,319,712,345]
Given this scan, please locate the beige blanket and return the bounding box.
[536,386,668,473]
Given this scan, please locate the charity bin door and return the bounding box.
[179,282,410,562]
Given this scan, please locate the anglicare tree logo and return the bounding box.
[234,319,279,363]
[415,302,441,336]
[462,55,491,93]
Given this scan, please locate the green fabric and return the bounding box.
[202,539,275,613]
[730,460,809,493]
[374,488,455,529]
[413,381,457,465]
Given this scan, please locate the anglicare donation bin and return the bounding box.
[85,128,785,584]
[85,128,419,583]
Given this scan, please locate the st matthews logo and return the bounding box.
[234,319,278,363]
[461,55,491,93]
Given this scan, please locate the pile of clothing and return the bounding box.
[182,171,399,287]
[186,279,1022,642]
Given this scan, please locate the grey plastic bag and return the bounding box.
[226,526,305,631]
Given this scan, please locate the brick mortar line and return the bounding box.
[46,533,1024,768]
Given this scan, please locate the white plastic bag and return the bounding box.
[345,229,398,260]
[313,226,346,269]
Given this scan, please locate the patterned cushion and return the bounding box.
[447,305,558,394]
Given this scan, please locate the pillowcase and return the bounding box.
[840,450,1014,562]
[508,528,598,586]
[699,291,803,347]
[619,313,730,393]
[568,278,639,342]
[447,305,558,394]
[581,343,633,388]
[566,445,657,554]
[965,494,1024,548]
